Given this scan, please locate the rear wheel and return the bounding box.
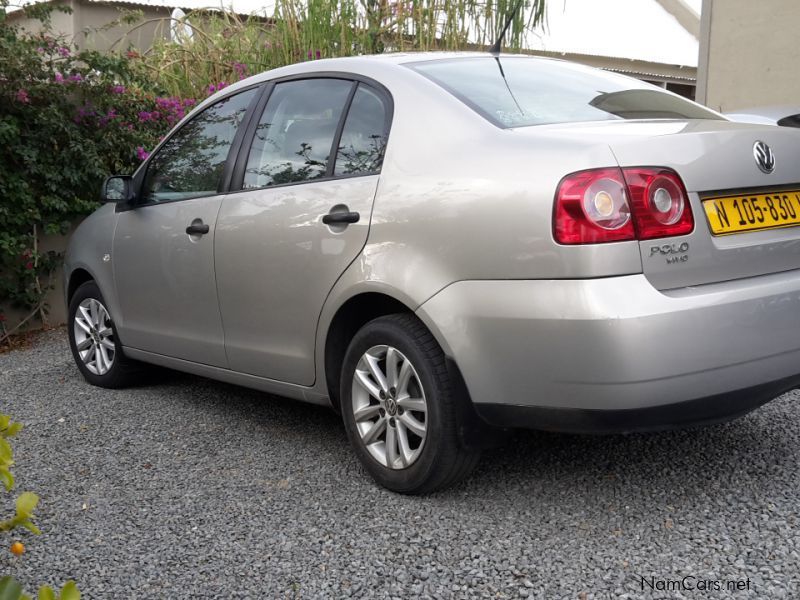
[341,314,480,494]
[68,280,142,388]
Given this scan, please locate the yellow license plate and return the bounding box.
[702,191,800,235]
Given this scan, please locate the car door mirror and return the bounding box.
[101,175,134,203]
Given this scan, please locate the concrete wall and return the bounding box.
[73,2,170,52]
[11,1,76,40]
[697,0,800,111]
[9,0,170,52]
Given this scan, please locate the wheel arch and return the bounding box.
[323,291,413,412]
[67,267,95,303]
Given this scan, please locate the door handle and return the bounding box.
[186,222,210,235]
[322,211,360,225]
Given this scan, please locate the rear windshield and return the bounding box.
[408,57,721,128]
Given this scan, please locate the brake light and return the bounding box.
[553,168,634,244]
[554,167,694,244]
[623,168,694,240]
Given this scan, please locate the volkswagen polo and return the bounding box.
[65,53,800,493]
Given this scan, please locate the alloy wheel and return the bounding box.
[351,345,428,469]
[73,298,116,375]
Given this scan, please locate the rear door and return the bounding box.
[215,77,392,385]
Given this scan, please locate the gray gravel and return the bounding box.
[1,330,799,598]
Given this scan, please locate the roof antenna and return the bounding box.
[489,0,525,55]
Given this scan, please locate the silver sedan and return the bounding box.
[65,52,800,493]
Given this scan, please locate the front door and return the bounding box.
[113,87,260,366]
[215,78,392,385]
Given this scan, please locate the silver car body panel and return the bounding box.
[113,195,228,366]
[215,176,379,385]
[63,52,800,423]
[416,271,800,411]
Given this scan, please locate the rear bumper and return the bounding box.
[416,271,800,432]
[474,375,799,433]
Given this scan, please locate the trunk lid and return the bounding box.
[533,119,800,290]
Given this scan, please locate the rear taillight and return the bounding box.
[623,168,694,240]
[554,167,694,244]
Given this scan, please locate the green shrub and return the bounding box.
[0,1,186,322]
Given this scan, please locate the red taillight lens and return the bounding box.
[553,168,635,244]
[623,168,694,240]
[554,167,693,244]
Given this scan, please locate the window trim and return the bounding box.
[119,83,265,212]
[229,72,394,193]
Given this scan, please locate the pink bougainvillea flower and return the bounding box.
[15,89,30,104]
[208,83,217,94]
[233,62,247,79]
[315,50,321,59]
[25,261,34,270]
[54,72,64,83]
[136,146,150,161]
[36,47,44,54]
[68,73,83,83]
[58,46,70,57]
[111,85,125,94]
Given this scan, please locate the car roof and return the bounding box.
[206,51,563,108]
[317,51,554,65]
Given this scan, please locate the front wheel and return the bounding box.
[340,314,480,494]
[68,280,142,388]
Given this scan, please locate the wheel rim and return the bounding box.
[351,345,428,470]
[73,298,116,375]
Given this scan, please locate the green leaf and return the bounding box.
[0,576,24,600]
[6,423,23,437]
[59,582,79,600]
[16,492,39,518]
[0,467,14,491]
[36,587,54,600]
[0,438,12,463]
[21,520,41,535]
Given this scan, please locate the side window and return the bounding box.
[141,88,257,203]
[243,79,353,189]
[334,85,389,176]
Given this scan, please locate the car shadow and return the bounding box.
[141,367,799,505]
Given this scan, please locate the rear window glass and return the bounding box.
[408,57,721,128]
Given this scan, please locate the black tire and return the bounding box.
[67,280,142,388]
[340,313,480,494]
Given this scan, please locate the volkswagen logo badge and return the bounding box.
[753,141,775,174]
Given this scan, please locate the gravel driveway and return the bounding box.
[1,330,798,598]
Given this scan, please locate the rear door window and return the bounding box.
[242,79,353,189]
